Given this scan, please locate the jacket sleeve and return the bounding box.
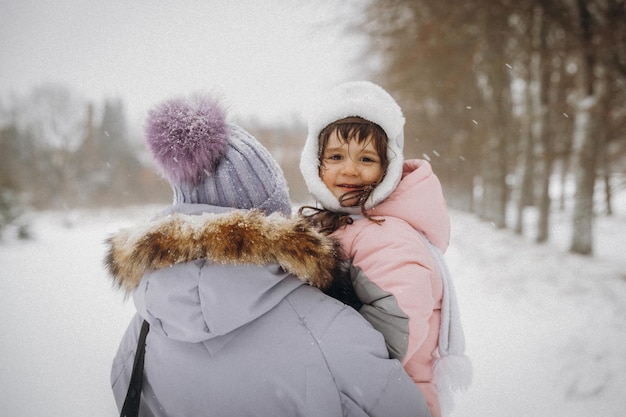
[350,263,410,360]
[350,218,439,364]
[322,305,433,417]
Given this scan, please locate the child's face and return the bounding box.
[320,130,385,205]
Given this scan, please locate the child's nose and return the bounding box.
[341,159,359,175]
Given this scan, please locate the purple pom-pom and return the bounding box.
[145,94,228,185]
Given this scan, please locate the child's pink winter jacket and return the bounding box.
[332,159,450,417]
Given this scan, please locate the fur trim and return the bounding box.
[104,210,339,294]
[300,81,405,213]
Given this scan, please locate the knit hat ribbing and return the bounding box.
[145,93,291,216]
[300,81,405,213]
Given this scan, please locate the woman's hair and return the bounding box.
[299,117,388,234]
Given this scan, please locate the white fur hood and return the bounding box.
[300,81,405,213]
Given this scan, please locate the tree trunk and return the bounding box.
[570,0,602,255]
[536,156,554,243]
[514,119,534,235]
[514,60,535,235]
[480,53,510,228]
[604,172,612,216]
[535,5,553,244]
[600,140,613,216]
[570,99,597,255]
[570,83,606,254]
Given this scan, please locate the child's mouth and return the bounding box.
[337,184,365,191]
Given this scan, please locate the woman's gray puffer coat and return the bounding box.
[105,204,431,417]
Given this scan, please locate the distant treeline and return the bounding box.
[2,0,626,256]
[0,84,171,211]
[349,0,626,255]
[0,84,315,229]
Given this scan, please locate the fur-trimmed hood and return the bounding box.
[300,81,405,214]
[104,205,343,342]
[105,208,338,295]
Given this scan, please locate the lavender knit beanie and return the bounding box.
[145,93,291,216]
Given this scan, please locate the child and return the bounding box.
[299,81,472,417]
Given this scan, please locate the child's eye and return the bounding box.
[361,156,378,163]
[325,154,343,161]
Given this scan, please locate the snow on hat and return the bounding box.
[300,81,405,213]
[145,93,291,216]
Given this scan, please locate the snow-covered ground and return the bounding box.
[1,201,625,417]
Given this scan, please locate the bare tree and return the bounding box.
[12,84,87,207]
[568,0,620,255]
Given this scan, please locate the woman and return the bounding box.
[105,92,432,417]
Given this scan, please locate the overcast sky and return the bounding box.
[0,0,370,127]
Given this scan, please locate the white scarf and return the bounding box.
[421,234,473,416]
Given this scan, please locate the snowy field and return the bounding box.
[1,201,625,417]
